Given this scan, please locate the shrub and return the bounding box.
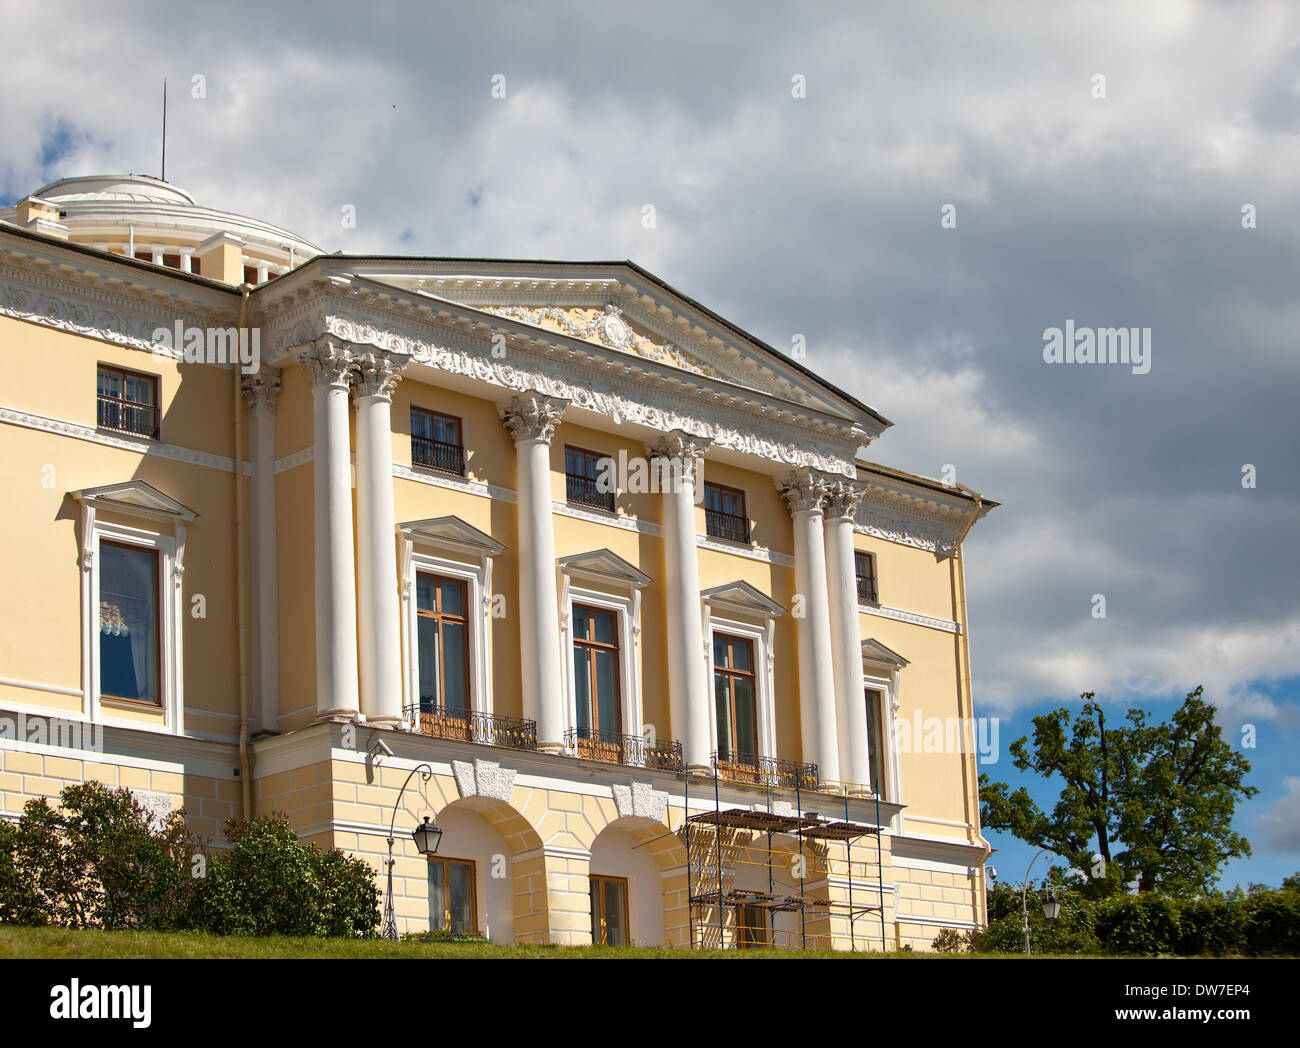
[1093,893,1182,955]
[7,783,193,930]
[1175,896,1245,957]
[1242,889,1300,956]
[0,819,44,925]
[930,927,968,952]
[188,814,379,938]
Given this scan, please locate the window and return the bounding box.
[705,483,749,543]
[713,633,757,763]
[855,550,878,604]
[411,408,466,476]
[565,445,615,512]
[161,253,181,270]
[736,903,768,948]
[428,857,476,935]
[190,257,202,277]
[243,264,260,285]
[590,875,629,945]
[97,365,159,439]
[416,574,469,718]
[865,688,886,800]
[572,604,622,758]
[98,541,160,705]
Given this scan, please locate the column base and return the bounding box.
[314,708,361,723]
[537,740,567,755]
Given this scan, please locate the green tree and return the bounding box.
[980,687,1255,897]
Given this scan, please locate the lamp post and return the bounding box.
[382,761,443,941]
[1020,848,1061,955]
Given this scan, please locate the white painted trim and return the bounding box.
[864,669,901,812]
[895,915,979,930]
[859,602,961,635]
[560,581,643,751]
[401,547,495,721]
[1,405,235,473]
[906,815,977,829]
[706,613,776,762]
[393,462,514,502]
[273,447,314,474]
[0,677,83,698]
[696,533,794,567]
[82,517,185,736]
[553,499,660,536]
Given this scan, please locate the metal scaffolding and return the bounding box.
[684,758,887,951]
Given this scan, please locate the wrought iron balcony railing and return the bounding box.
[565,473,615,512]
[97,395,159,440]
[705,508,750,544]
[711,751,820,792]
[403,705,537,751]
[563,728,684,772]
[411,435,466,476]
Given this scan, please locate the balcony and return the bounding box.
[563,728,685,772]
[411,435,466,476]
[403,705,537,751]
[565,473,615,513]
[711,751,819,792]
[97,396,158,440]
[705,508,750,544]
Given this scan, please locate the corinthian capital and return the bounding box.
[300,338,354,390]
[351,351,406,402]
[776,468,828,515]
[822,478,867,520]
[502,393,567,444]
[646,430,711,487]
[241,367,282,415]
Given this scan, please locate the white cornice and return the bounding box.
[0,236,234,353]
[854,476,984,558]
[0,405,236,472]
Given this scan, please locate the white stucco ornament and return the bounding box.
[611,780,669,822]
[451,758,516,803]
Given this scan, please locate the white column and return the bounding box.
[648,432,713,774]
[777,470,841,786]
[353,351,406,726]
[503,394,567,752]
[243,368,282,736]
[302,340,360,719]
[823,479,871,794]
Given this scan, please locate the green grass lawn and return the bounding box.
[0,926,1040,959]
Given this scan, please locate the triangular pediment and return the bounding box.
[73,481,197,522]
[330,260,887,434]
[701,580,784,618]
[861,638,909,668]
[400,515,504,556]
[558,548,652,589]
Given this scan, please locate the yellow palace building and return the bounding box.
[0,175,996,949]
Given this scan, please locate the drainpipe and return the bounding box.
[235,285,253,820]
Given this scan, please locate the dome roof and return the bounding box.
[20,173,323,264]
[35,174,198,207]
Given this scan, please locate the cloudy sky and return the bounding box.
[3,0,1297,889]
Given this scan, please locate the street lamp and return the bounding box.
[382,762,442,941]
[1020,848,1062,955]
